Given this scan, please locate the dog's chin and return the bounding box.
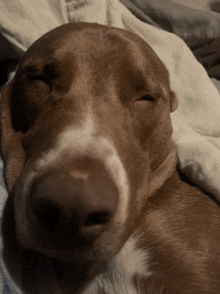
[28,245,111,287]
[43,250,106,273]
[52,257,107,285]
[34,254,107,294]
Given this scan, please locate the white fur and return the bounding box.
[82,234,152,294]
[16,112,129,243]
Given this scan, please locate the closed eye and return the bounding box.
[137,95,156,102]
[27,74,45,81]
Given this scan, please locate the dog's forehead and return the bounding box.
[22,24,168,94]
[18,23,171,103]
[26,23,148,54]
[24,23,166,73]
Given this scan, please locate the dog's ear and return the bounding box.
[0,79,26,193]
[170,91,178,112]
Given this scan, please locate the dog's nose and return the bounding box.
[29,160,118,243]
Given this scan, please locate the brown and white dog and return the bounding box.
[1,23,220,294]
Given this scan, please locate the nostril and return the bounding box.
[34,201,60,227]
[84,211,112,227]
[30,168,118,241]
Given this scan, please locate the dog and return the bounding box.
[1,22,220,294]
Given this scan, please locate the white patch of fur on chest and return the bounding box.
[82,234,152,294]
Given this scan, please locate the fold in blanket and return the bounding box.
[121,0,220,39]
[185,36,220,80]
[122,0,220,81]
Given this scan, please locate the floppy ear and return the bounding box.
[170,91,178,112]
[0,80,26,193]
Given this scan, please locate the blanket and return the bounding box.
[122,0,220,81]
[1,0,220,293]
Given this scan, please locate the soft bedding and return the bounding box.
[1,0,220,293]
[122,0,220,81]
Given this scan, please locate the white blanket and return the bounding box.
[0,1,220,292]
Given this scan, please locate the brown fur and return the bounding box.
[1,23,220,294]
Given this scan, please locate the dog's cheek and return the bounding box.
[133,101,159,145]
[13,77,51,132]
[3,133,26,193]
[0,84,25,192]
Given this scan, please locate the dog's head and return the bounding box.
[0,23,178,293]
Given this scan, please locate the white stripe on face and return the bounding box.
[16,112,130,242]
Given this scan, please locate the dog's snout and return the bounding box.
[28,160,119,249]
